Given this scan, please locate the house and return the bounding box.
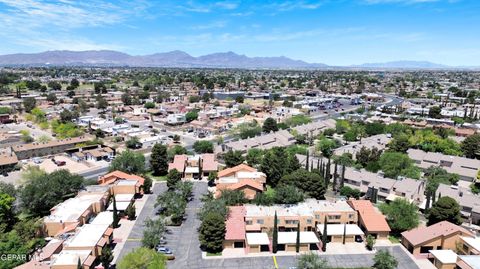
[98,170,145,195]
[215,164,266,199]
[429,249,458,269]
[167,113,186,125]
[436,184,480,224]
[223,206,247,250]
[347,200,391,240]
[407,149,480,182]
[401,221,475,256]
[168,154,218,179]
[50,250,95,269]
[14,239,64,269]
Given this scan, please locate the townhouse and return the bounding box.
[223,129,295,153]
[43,185,110,237]
[98,170,145,195]
[168,154,219,179]
[347,200,391,240]
[224,199,368,253]
[215,164,266,199]
[12,136,92,160]
[408,149,480,182]
[333,134,392,158]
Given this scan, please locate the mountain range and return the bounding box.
[0,50,471,69]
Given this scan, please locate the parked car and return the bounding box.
[33,157,43,164]
[156,246,172,255]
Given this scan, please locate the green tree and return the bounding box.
[339,186,361,199]
[20,169,84,216]
[322,216,328,251]
[428,106,442,119]
[223,150,245,167]
[389,133,411,153]
[373,250,398,269]
[0,193,16,230]
[366,234,375,250]
[461,134,480,159]
[246,148,263,167]
[109,150,145,174]
[199,212,226,253]
[112,196,119,228]
[167,145,187,161]
[316,138,336,158]
[166,169,182,190]
[428,196,462,225]
[99,244,113,268]
[365,122,386,136]
[23,97,36,113]
[46,92,57,103]
[297,252,328,269]
[155,191,186,225]
[150,143,168,176]
[198,198,228,222]
[142,176,152,194]
[260,147,290,187]
[378,152,420,179]
[126,136,140,149]
[142,217,166,248]
[235,95,244,103]
[379,198,419,234]
[144,102,155,109]
[193,140,214,153]
[274,184,304,204]
[118,247,166,269]
[279,169,326,199]
[218,189,247,206]
[273,211,278,253]
[185,110,199,122]
[125,202,136,220]
[263,117,278,133]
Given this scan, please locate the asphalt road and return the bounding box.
[116,182,168,261]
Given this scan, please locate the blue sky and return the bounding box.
[0,0,479,66]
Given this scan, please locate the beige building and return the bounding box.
[43,186,110,237]
[401,221,474,256]
[12,136,91,160]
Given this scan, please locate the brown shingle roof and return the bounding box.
[401,221,474,246]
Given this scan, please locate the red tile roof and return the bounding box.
[347,200,391,233]
[168,155,187,172]
[401,221,474,246]
[217,163,256,178]
[202,153,218,171]
[98,170,145,185]
[225,206,246,241]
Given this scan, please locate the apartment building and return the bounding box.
[343,167,425,205]
[408,149,480,182]
[12,136,91,160]
[334,134,392,158]
[223,129,295,153]
[436,184,480,225]
[168,154,218,179]
[215,164,266,199]
[98,170,145,195]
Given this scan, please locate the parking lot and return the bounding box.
[24,155,92,174]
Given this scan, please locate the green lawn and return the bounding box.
[145,171,167,181]
[206,252,222,256]
[388,235,401,244]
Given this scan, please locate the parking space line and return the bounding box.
[273,256,278,269]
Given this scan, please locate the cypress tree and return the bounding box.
[322,216,328,252]
[326,158,331,181]
[432,190,437,204]
[333,163,338,192]
[305,151,310,170]
[310,162,314,172]
[317,158,320,170]
[273,211,278,253]
[77,258,82,269]
[342,223,347,245]
[438,192,442,200]
[295,222,300,253]
[425,191,431,210]
[112,196,119,228]
[340,165,345,188]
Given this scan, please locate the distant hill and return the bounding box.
[0,50,328,69]
[0,50,473,69]
[351,61,449,69]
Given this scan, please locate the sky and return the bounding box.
[0,0,479,66]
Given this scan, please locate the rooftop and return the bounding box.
[401,221,474,246]
[245,199,355,218]
[66,224,109,248]
[277,231,319,244]
[429,249,457,264]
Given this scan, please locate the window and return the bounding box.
[285,220,299,225]
[306,219,312,224]
[328,215,341,220]
[315,214,320,219]
[256,219,264,225]
[246,220,252,225]
[348,214,355,219]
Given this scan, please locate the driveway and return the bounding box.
[116,182,167,261]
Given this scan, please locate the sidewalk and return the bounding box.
[111,190,151,264]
